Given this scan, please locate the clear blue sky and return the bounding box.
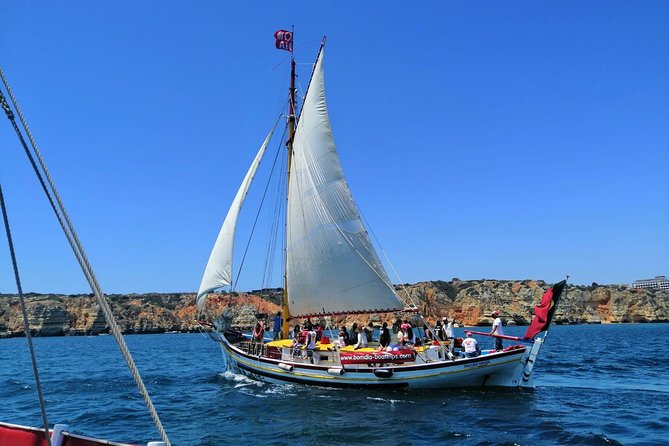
[0,2,667,294]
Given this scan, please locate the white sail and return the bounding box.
[286,49,403,317]
[196,121,278,312]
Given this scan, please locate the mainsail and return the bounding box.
[286,49,403,317]
[196,121,279,312]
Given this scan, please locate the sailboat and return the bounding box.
[196,33,566,389]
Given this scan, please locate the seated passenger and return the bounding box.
[353,326,368,350]
[291,336,303,355]
[291,324,301,340]
[338,325,350,346]
[424,326,433,341]
[401,322,415,346]
[363,322,374,343]
[390,326,415,351]
[347,322,358,345]
[462,332,480,358]
[396,326,406,346]
[378,322,391,350]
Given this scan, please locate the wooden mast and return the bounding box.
[281,29,296,339]
[281,34,327,338]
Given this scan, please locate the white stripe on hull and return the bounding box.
[217,337,531,389]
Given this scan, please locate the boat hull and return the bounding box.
[214,334,535,389]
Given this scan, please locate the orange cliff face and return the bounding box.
[0,281,667,337]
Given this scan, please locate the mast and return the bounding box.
[281,29,296,339]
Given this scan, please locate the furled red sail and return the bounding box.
[523,280,566,339]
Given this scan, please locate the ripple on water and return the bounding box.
[2,326,668,446]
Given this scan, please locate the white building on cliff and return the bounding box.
[632,276,669,290]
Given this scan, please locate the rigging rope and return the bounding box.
[0,175,52,446]
[261,134,287,291]
[0,68,171,446]
[232,114,286,292]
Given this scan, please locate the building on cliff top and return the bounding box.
[632,276,669,290]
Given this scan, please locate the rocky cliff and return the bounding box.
[404,279,669,326]
[1,280,667,337]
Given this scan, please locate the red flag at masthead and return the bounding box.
[274,29,293,52]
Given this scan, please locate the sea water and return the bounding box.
[1,323,668,446]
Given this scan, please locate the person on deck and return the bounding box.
[304,325,317,360]
[445,318,454,340]
[348,322,358,345]
[363,322,374,343]
[424,324,436,344]
[338,325,350,347]
[353,326,368,350]
[386,326,405,352]
[396,326,406,346]
[490,310,504,351]
[272,312,282,340]
[462,332,480,358]
[378,322,391,350]
[434,320,445,341]
[292,324,301,340]
[403,322,415,346]
[291,335,304,356]
[392,317,402,334]
[252,320,265,343]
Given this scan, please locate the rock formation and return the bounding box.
[0,280,667,337]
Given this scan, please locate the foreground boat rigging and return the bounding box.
[0,66,169,445]
[196,32,568,389]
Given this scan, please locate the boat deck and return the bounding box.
[231,337,510,369]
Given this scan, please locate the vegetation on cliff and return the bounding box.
[1,280,667,337]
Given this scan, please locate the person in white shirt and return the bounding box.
[490,310,504,351]
[445,319,454,339]
[353,326,368,350]
[386,328,407,351]
[305,326,317,349]
[303,325,317,362]
[462,332,479,358]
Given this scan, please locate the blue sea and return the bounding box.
[1,323,668,446]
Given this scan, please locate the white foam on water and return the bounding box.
[263,385,296,396]
[219,370,257,386]
[366,396,409,405]
[239,387,268,397]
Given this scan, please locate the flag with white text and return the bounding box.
[274,29,293,52]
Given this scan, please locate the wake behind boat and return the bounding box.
[196,32,567,389]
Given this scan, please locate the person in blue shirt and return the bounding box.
[272,311,282,340]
